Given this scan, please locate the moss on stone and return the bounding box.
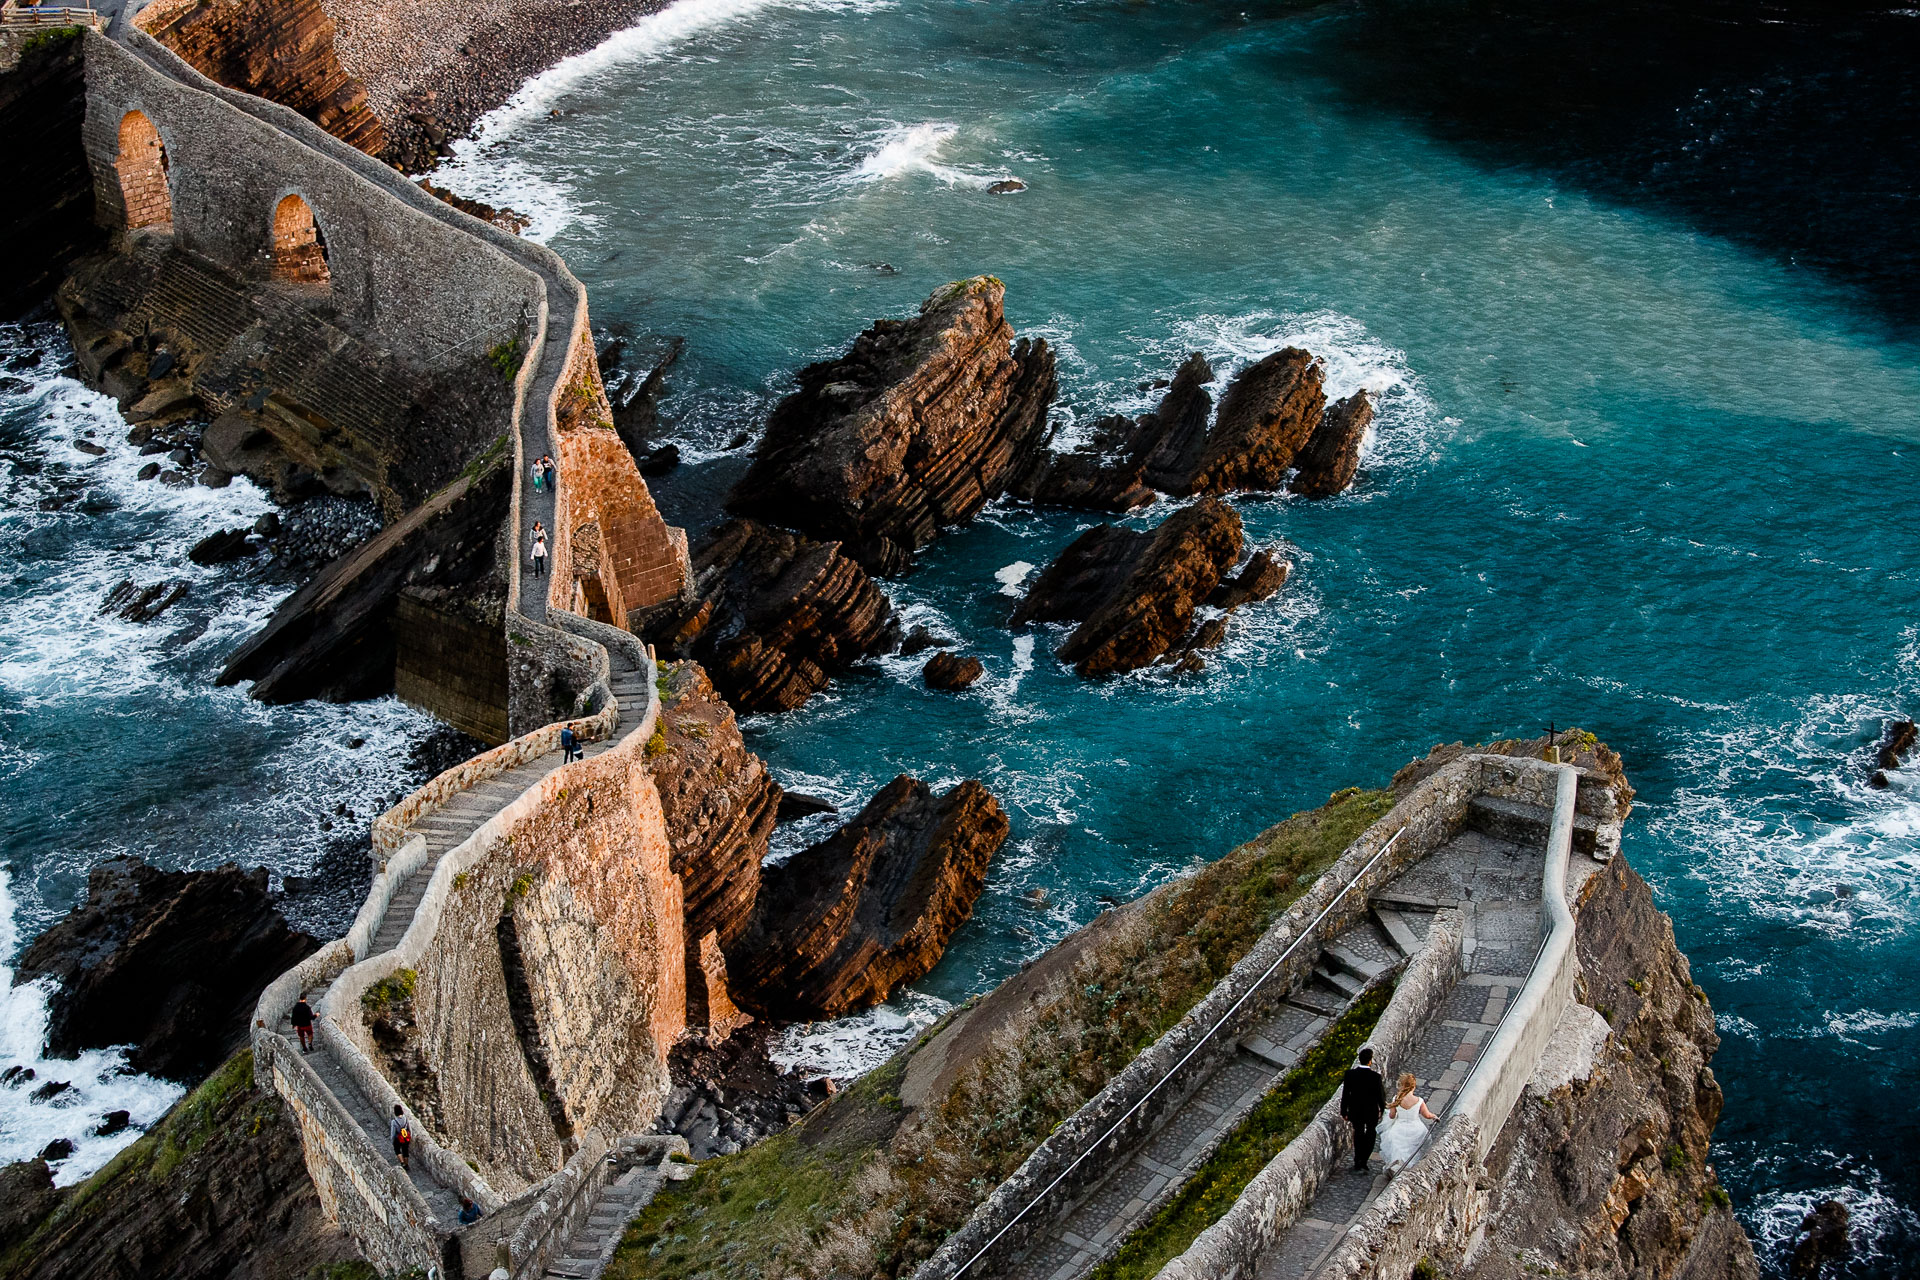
[360,968,417,1011]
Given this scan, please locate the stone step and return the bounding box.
[1286,990,1342,1019]
[1370,905,1423,957]
[1314,965,1364,999]
[1371,888,1457,912]
[1322,943,1388,981]
[1466,794,1602,855]
[1239,1034,1297,1070]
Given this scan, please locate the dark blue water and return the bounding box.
[432,0,1920,1268]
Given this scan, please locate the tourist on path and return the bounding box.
[1340,1046,1385,1172]
[531,522,548,577]
[458,1196,482,1226]
[390,1104,413,1170]
[560,724,579,763]
[1378,1072,1438,1174]
[530,458,544,492]
[289,993,315,1053]
[541,455,556,492]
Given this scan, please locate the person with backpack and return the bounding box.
[289,993,315,1053]
[560,724,578,763]
[390,1104,413,1170]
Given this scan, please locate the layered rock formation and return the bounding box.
[731,777,1009,1019]
[1012,497,1285,677]
[728,277,1057,575]
[648,518,895,713]
[1013,347,1374,506]
[136,0,385,155]
[0,1052,358,1280]
[13,858,319,1081]
[1466,854,1760,1280]
[649,661,782,1025]
[924,650,984,690]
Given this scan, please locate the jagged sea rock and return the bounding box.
[923,650,984,690]
[649,518,895,713]
[727,276,1057,575]
[1291,390,1373,498]
[1789,1200,1851,1278]
[731,776,1009,1019]
[101,578,189,623]
[187,527,252,565]
[13,858,319,1081]
[1193,347,1325,493]
[1013,497,1279,677]
[1874,717,1916,771]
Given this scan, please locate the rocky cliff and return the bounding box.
[648,518,896,713]
[0,1052,358,1280]
[1012,497,1286,677]
[137,0,385,154]
[728,276,1057,575]
[1467,853,1758,1280]
[0,32,101,320]
[13,858,318,1082]
[730,776,1009,1019]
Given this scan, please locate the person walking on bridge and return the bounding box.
[289,993,315,1053]
[1340,1046,1385,1172]
[541,454,556,492]
[530,456,545,492]
[560,724,579,763]
[531,521,548,577]
[390,1104,414,1170]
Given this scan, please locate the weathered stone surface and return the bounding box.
[415,177,527,234]
[187,526,253,565]
[728,276,1057,575]
[14,858,319,1082]
[1467,856,1759,1280]
[648,518,894,713]
[1207,548,1289,612]
[732,776,1009,1019]
[1789,1200,1850,1279]
[0,1051,359,1280]
[1193,347,1325,493]
[923,650,984,690]
[649,661,781,1023]
[1292,390,1373,498]
[137,0,385,154]
[1012,497,1256,678]
[100,578,189,623]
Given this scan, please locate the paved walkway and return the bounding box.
[543,1165,666,1280]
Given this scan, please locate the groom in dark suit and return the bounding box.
[1340,1046,1386,1171]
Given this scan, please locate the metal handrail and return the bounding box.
[949,824,1409,1280]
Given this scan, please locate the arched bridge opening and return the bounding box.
[271,192,330,284]
[115,111,171,229]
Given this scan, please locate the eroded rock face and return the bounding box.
[728,277,1057,575]
[1466,856,1759,1280]
[1013,497,1283,677]
[1014,348,1329,506]
[731,777,1009,1019]
[648,518,895,713]
[13,859,319,1082]
[1291,390,1373,498]
[923,651,984,690]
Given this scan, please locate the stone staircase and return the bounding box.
[1000,916,1417,1280]
[541,1164,665,1280]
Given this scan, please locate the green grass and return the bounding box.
[1087,982,1394,1280]
[607,785,1396,1280]
[485,339,524,381]
[361,968,417,1011]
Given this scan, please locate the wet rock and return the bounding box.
[1193,347,1325,493]
[1874,717,1916,771]
[731,776,1008,1019]
[414,178,529,234]
[1790,1200,1851,1278]
[898,624,951,656]
[776,792,838,823]
[253,511,280,537]
[135,462,160,481]
[1013,497,1265,678]
[1,1065,34,1086]
[168,448,193,468]
[648,518,894,713]
[987,178,1026,194]
[28,1080,71,1103]
[157,470,190,488]
[639,443,681,476]
[187,527,253,565]
[95,1110,131,1136]
[72,439,106,457]
[1207,548,1290,611]
[13,856,319,1081]
[649,662,782,1027]
[609,337,684,461]
[197,468,233,489]
[728,276,1057,575]
[923,650,984,690]
[101,579,190,624]
[0,1159,58,1250]
[1291,390,1373,498]
[36,1139,73,1163]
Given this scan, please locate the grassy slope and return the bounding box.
[609,785,1397,1280]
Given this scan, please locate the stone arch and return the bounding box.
[270,193,330,285]
[115,111,172,230]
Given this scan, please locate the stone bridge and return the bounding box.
[51,20,703,1280]
[915,753,1626,1280]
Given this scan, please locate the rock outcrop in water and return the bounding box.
[13,858,319,1082]
[730,776,1009,1019]
[727,277,1057,575]
[648,518,895,713]
[1012,497,1285,677]
[1014,348,1374,506]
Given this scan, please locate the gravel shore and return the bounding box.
[319,0,671,171]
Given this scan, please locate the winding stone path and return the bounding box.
[542,1165,666,1280]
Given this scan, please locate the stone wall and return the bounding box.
[394,592,511,744]
[0,29,103,318]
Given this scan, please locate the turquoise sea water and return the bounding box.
[0,0,1913,1269]
[430,0,1920,1268]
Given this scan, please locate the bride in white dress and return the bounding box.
[1378,1072,1438,1173]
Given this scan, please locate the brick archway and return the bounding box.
[115,111,171,230]
[270,193,330,284]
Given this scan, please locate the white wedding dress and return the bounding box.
[1377,1096,1431,1171]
